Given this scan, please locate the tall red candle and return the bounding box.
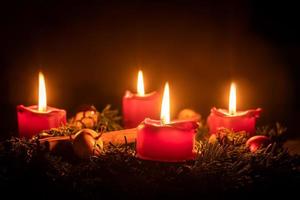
[207,83,261,135]
[123,70,160,128]
[17,72,66,138]
[136,83,199,162]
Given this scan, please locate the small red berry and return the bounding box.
[246,135,270,152]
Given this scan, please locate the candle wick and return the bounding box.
[161,118,166,125]
[229,110,236,115]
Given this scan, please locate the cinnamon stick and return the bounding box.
[39,128,137,146]
[101,128,137,145]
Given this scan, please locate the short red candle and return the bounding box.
[136,82,199,162]
[137,118,198,162]
[123,70,160,128]
[207,83,261,135]
[207,107,261,135]
[17,72,66,138]
[17,105,66,138]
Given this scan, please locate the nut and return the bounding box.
[177,109,201,122]
[72,129,103,159]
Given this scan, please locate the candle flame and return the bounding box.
[161,82,170,124]
[38,72,47,112]
[229,82,236,115]
[137,70,145,96]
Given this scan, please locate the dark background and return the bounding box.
[0,0,299,139]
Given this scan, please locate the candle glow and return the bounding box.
[207,82,261,135]
[160,82,170,124]
[136,82,198,162]
[229,82,236,115]
[137,70,145,96]
[122,70,161,128]
[17,72,66,138]
[38,72,47,112]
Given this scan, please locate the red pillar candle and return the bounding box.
[17,105,66,138]
[207,83,261,135]
[123,70,160,128]
[17,72,66,138]
[136,83,199,162]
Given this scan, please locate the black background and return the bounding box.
[0,0,299,139]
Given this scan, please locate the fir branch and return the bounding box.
[96,105,123,132]
[36,105,123,138]
[256,122,288,144]
[0,122,299,198]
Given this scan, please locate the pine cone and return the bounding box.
[209,128,247,146]
[70,105,99,129]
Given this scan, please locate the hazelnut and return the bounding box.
[72,129,103,159]
[177,109,201,122]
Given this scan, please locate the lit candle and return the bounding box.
[122,70,161,128]
[17,72,67,138]
[136,82,199,162]
[207,82,261,135]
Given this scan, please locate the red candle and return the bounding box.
[207,83,261,135]
[123,70,160,128]
[17,72,66,138]
[136,83,199,162]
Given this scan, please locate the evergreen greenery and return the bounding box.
[0,106,299,199]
